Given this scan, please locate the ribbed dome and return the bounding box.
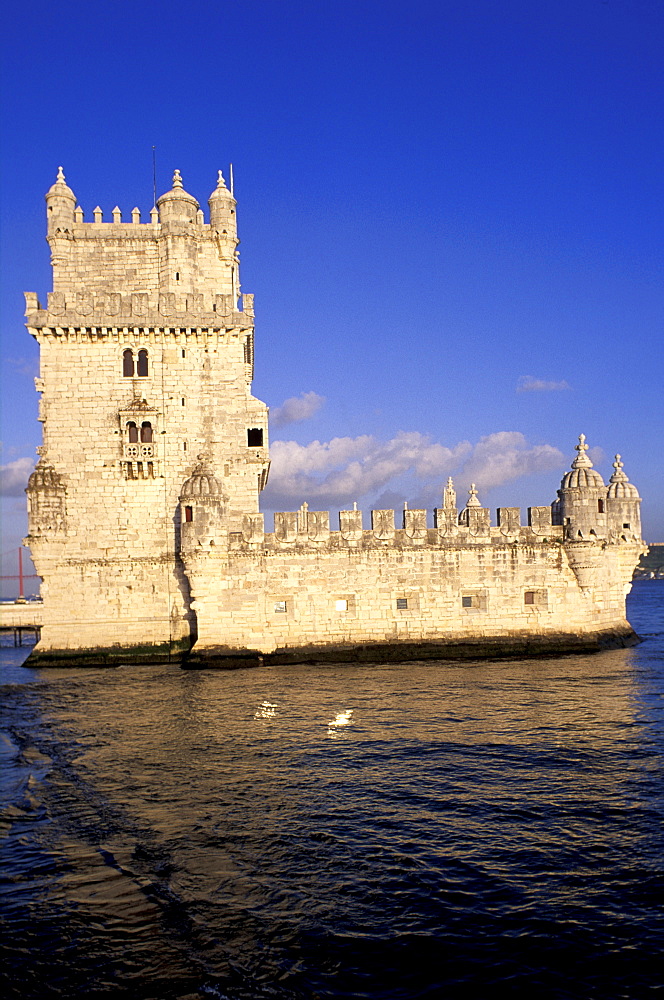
[560,434,605,490]
[606,455,640,499]
[28,463,64,492]
[561,466,605,490]
[45,166,76,203]
[180,457,224,499]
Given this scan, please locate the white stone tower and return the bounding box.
[25,168,269,664]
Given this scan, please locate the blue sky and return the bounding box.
[1,0,663,595]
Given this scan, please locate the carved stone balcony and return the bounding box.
[124,443,155,460]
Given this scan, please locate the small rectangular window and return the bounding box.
[623,523,630,529]
[184,506,193,523]
[181,349,186,358]
[462,595,474,608]
[335,599,348,612]
[247,428,263,447]
[524,591,535,605]
[274,601,287,614]
[396,598,408,610]
[181,397,186,406]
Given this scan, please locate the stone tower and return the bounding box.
[25,168,269,663]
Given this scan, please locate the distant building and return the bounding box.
[24,169,646,666]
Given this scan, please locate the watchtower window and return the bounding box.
[598,499,605,513]
[127,422,138,443]
[140,422,153,443]
[137,350,149,377]
[184,506,193,523]
[247,428,263,447]
[123,349,134,377]
[396,598,408,610]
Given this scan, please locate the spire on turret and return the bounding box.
[571,433,593,470]
[172,169,183,189]
[443,476,456,510]
[466,483,481,508]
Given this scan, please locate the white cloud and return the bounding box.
[270,391,325,427]
[0,457,35,497]
[461,431,565,492]
[262,430,564,511]
[517,375,571,393]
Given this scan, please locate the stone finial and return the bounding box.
[571,433,593,469]
[112,206,121,223]
[217,169,227,189]
[353,501,358,511]
[466,483,481,508]
[172,169,183,189]
[93,206,102,223]
[610,454,627,483]
[404,500,408,510]
[196,208,204,225]
[56,166,66,183]
[443,476,456,510]
[150,206,158,223]
[132,207,141,224]
[74,206,83,222]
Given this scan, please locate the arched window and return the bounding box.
[137,349,149,377]
[140,421,153,443]
[123,349,134,377]
[247,428,263,447]
[127,421,138,443]
[598,499,605,513]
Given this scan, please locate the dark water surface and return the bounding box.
[2,581,663,999]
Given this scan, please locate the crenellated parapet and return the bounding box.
[25,290,255,330]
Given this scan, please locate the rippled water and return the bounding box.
[2,581,663,999]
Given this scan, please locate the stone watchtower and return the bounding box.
[25,168,269,664]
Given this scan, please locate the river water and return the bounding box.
[1,580,662,999]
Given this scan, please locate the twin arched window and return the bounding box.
[126,421,153,442]
[123,349,149,377]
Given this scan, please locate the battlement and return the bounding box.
[25,291,255,329]
[182,503,566,552]
[227,505,566,549]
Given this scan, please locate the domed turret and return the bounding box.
[27,462,64,493]
[26,461,67,536]
[208,169,237,234]
[558,435,609,540]
[606,454,642,541]
[180,456,224,499]
[45,167,76,237]
[179,456,228,555]
[156,169,199,224]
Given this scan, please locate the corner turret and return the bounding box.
[208,170,237,235]
[179,456,229,555]
[557,435,607,539]
[606,454,642,541]
[45,167,76,238]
